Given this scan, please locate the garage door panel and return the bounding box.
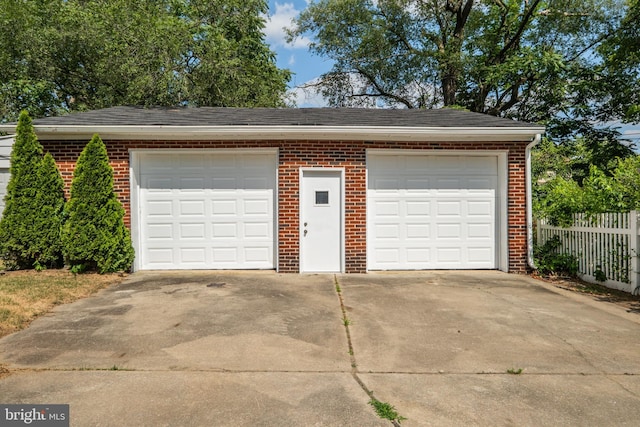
[244,222,271,239]
[468,247,493,263]
[138,152,276,270]
[467,223,492,238]
[436,201,462,216]
[245,247,271,263]
[407,248,430,263]
[468,200,493,215]
[436,248,461,263]
[212,199,237,215]
[376,223,400,240]
[406,223,429,239]
[178,200,205,216]
[179,223,205,239]
[406,201,430,216]
[436,223,461,239]
[244,198,271,215]
[146,200,173,216]
[374,248,400,264]
[212,223,237,238]
[212,248,237,263]
[180,248,206,263]
[147,249,173,264]
[368,154,497,270]
[147,224,174,239]
[373,200,400,216]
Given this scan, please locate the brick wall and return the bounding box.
[41,139,528,273]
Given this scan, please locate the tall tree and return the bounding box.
[290,0,629,124]
[0,0,290,122]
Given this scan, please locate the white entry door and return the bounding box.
[300,170,342,272]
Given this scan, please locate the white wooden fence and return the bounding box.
[537,211,640,294]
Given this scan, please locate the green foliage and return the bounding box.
[594,268,608,282]
[0,0,290,121]
[368,398,406,424]
[597,0,640,123]
[292,1,626,115]
[31,153,65,268]
[533,138,640,225]
[535,176,584,227]
[534,236,579,277]
[0,111,64,269]
[62,134,134,273]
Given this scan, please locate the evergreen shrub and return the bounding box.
[62,134,134,273]
[0,111,64,269]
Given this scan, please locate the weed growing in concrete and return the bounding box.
[369,398,406,424]
[507,368,523,375]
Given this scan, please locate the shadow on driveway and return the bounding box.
[1,270,639,426]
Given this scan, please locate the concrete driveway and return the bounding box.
[0,271,639,426]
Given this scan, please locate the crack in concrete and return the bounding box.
[605,375,640,399]
[333,275,403,427]
[5,366,640,376]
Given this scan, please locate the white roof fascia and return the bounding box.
[0,125,546,142]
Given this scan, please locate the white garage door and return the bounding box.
[367,154,498,270]
[137,152,276,270]
[0,168,8,217]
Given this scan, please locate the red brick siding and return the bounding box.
[41,139,528,273]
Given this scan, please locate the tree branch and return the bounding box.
[355,67,416,108]
[492,0,543,64]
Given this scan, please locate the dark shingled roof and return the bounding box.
[30,106,541,128]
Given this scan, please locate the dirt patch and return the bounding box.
[534,274,640,314]
[0,269,128,338]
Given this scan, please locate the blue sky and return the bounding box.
[263,1,333,107]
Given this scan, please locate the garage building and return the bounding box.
[0,107,544,273]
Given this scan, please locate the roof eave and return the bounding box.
[0,125,545,142]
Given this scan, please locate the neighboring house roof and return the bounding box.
[0,106,545,142]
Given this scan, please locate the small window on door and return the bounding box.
[315,191,329,205]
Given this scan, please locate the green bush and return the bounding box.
[534,235,579,277]
[0,111,64,269]
[61,134,134,273]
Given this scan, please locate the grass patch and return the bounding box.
[369,398,406,424]
[507,368,523,375]
[0,270,126,338]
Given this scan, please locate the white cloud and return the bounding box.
[263,2,312,49]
